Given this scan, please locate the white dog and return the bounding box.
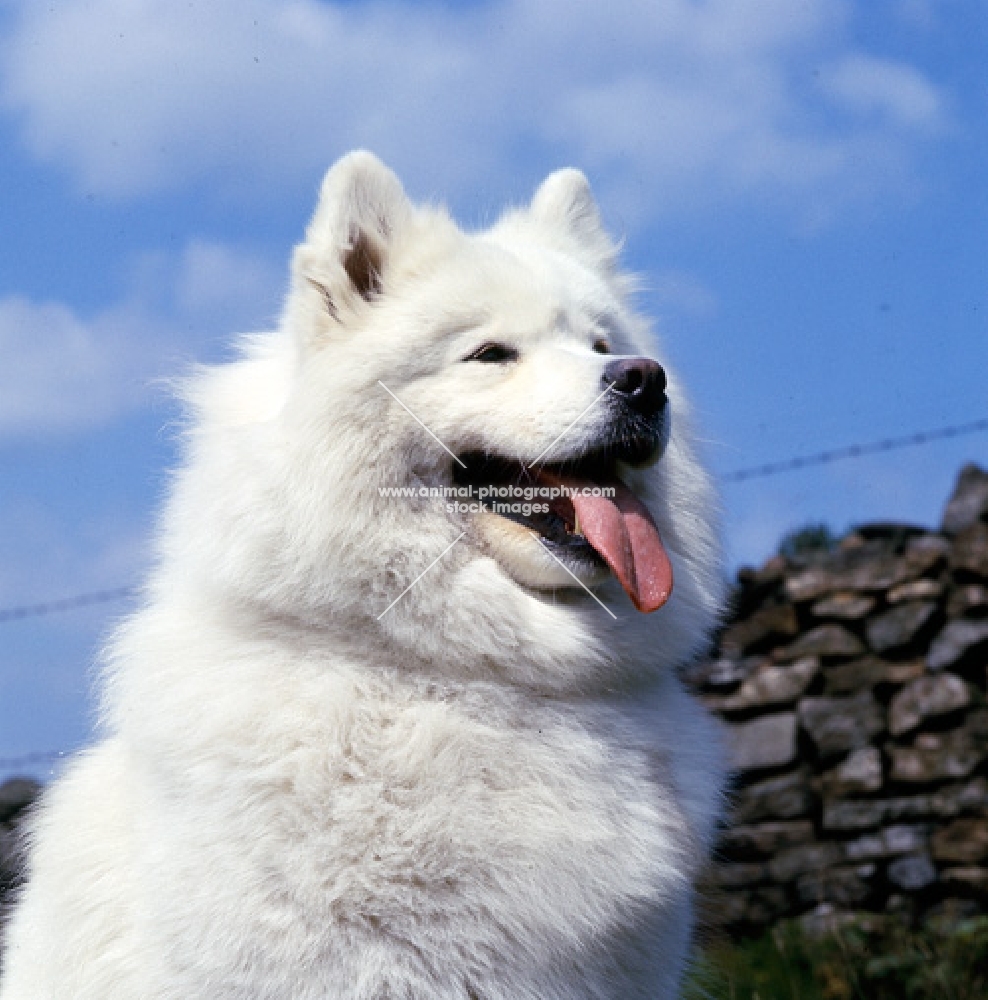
[1,153,726,999]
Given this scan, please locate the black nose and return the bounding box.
[602,357,667,417]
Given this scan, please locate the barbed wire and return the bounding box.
[0,586,137,624]
[0,417,985,627]
[723,417,988,483]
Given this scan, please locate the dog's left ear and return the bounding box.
[291,151,413,337]
[529,169,619,272]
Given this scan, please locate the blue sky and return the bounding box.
[1,0,986,773]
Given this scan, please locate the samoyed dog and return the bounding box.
[1,153,725,999]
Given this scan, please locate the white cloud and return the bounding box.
[0,240,281,437]
[820,54,943,130]
[0,0,946,220]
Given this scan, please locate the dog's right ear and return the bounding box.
[528,169,619,274]
[291,151,412,337]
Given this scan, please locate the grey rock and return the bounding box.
[818,746,883,798]
[843,824,929,862]
[821,774,987,833]
[947,584,988,619]
[903,533,951,575]
[811,592,876,620]
[931,818,988,864]
[733,769,813,824]
[889,727,987,784]
[705,862,766,890]
[889,673,972,737]
[823,798,890,832]
[865,601,939,654]
[951,523,988,580]
[707,657,819,713]
[927,619,988,671]
[777,624,865,662]
[786,547,918,603]
[799,691,885,759]
[941,867,988,892]
[719,820,815,858]
[931,776,988,816]
[888,578,944,604]
[769,842,843,883]
[824,656,924,695]
[796,864,875,906]
[941,463,988,534]
[887,854,937,891]
[727,712,798,773]
[720,603,799,657]
[0,778,41,824]
[683,655,759,691]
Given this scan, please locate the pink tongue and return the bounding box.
[536,472,673,613]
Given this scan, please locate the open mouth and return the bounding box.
[453,442,673,613]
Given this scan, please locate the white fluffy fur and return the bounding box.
[0,153,727,999]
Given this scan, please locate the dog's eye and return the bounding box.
[464,343,518,364]
[592,339,611,355]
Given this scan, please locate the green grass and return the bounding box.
[682,915,988,1000]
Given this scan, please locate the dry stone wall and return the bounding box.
[695,463,988,931]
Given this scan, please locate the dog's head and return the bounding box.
[164,153,724,688]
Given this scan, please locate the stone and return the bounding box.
[889,674,972,736]
[799,691,885,759]
[0,778,41,824]
[705,862,766,890]
[865,601,940,655]
[941,463,988,535]
[777,625,865,662]
[951,523,988,580]
[843,824,929,862]
[824,656,924,695]
[818,746,883,798]
[768,842,843,883]
[903,533,951,575]
[683,655,759,691]
[888,727,986,784]
[931,776,988,816]
[822,778,988,831]
[739,887,790,926]
[927,619,988,672]
[887,578,944,604]
[941,867,988,892]
[823,798,889,832]
[707,658,819,713]
[796,864,875,906]
[947,584,988,619]
[732,769,813,824]
[931,818,988,864]
[719,821,815,858]
[887,853,937,891]
[727,712,798,773]
[786,545,919,603]
[811,592,876,620]
[720,603,799,657]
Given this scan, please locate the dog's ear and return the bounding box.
[291,151,412,335]
[529,169,619,272]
